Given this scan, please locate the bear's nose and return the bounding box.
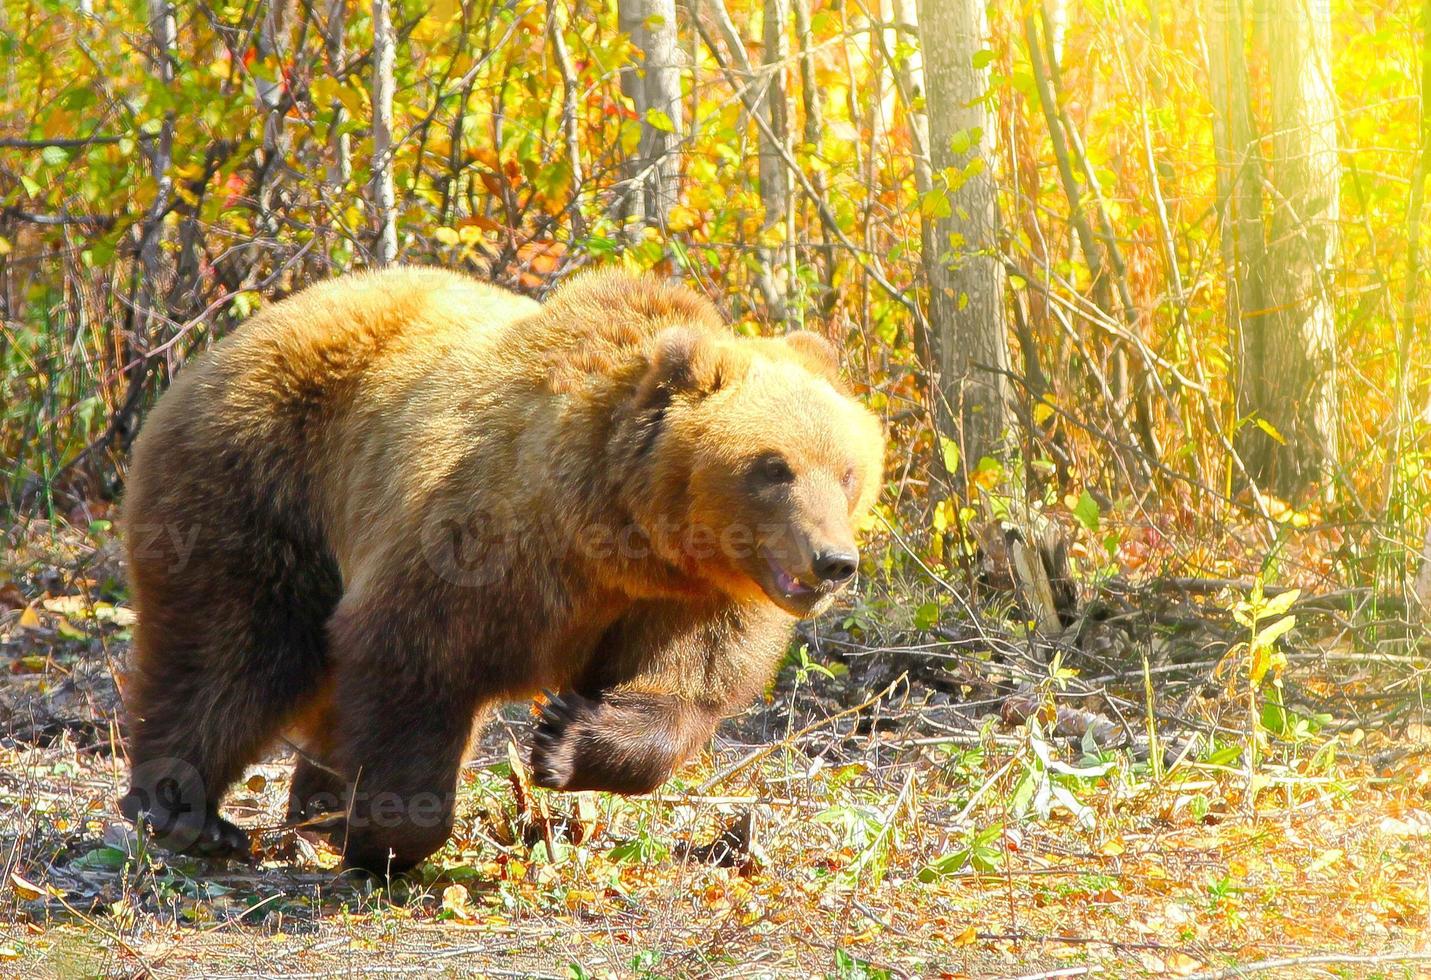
[812,548,859,584]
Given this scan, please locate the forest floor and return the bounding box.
[1,519,1430,979]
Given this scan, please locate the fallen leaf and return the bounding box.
[1165,952,1203,976]
[441,884,473,922]
[41,595,90,617]
[1305,848,1343,874]
[9,873,51,901]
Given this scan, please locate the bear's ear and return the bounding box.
[784,330,841,383]
[638,326,731,405]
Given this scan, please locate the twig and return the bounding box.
[1184,951,1431,980]
[697,674,908,792]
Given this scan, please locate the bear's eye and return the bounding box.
[752,454,795,485]
[840,466,857,493]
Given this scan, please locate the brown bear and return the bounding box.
[118,266,884,873]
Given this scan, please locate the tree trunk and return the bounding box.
[547,1,584,196]
[254,0,296,243]
[756,0,792,323]
[916,0,1011,470]
[324,0,352,196]
[139,0,176,331]
[890,0,940,380]
[1205,0,1271,489]
[618,0,684,231]
[757,0,790,228]
[1256,0,1341,496]
[371,0,398,266]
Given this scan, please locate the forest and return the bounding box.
[1,0,1429,975]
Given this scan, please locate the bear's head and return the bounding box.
[631,326,885,617]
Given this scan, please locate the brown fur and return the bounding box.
[119,266,884,873]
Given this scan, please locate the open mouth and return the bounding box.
[756,546,831,616]
[764,548,815,598]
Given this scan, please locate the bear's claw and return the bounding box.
[193,815,254,861]
[120,788,254,863]
[531,689,597,789]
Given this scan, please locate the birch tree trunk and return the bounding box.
[371,0,398,266]
[618,0,684,230]
[916,0,1011,469]
[1258,0,1341,495]
[757,0,792,323]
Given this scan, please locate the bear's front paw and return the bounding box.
[120,788,253,862]
[530,689,599,790]
[529,689,701,795]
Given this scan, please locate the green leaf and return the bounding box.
[920,187,950,219]
[1072,489,1100,532]
[645,108,676,133]
[971,49,996,70]
[69,847,128,871]
[940,436,960,473]
[1258,588,1301,619]
[1253,614,1296,650]
[914,601,940,630]
[833,947,892,980]
[948,129,972,155]
[40,145,68,166]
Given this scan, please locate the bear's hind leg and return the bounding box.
[122,552,338,859]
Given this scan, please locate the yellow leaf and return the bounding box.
[1249,644,1271,685]
[55,617,86,641]
[434,227,460,246]
[95,605,136,626]
[441,884,473,921]
[952,924,978,946]
[1165,952,1203,976]
[564,889,597,910]
[665,204,698,232]
[17,606,42,630]
[645,108,676,133]
[10,873,50,901]
[1033,399,1056,426]
[42,595,89,617]
[1305,848,1343,874]
[1253,416,1286,444]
